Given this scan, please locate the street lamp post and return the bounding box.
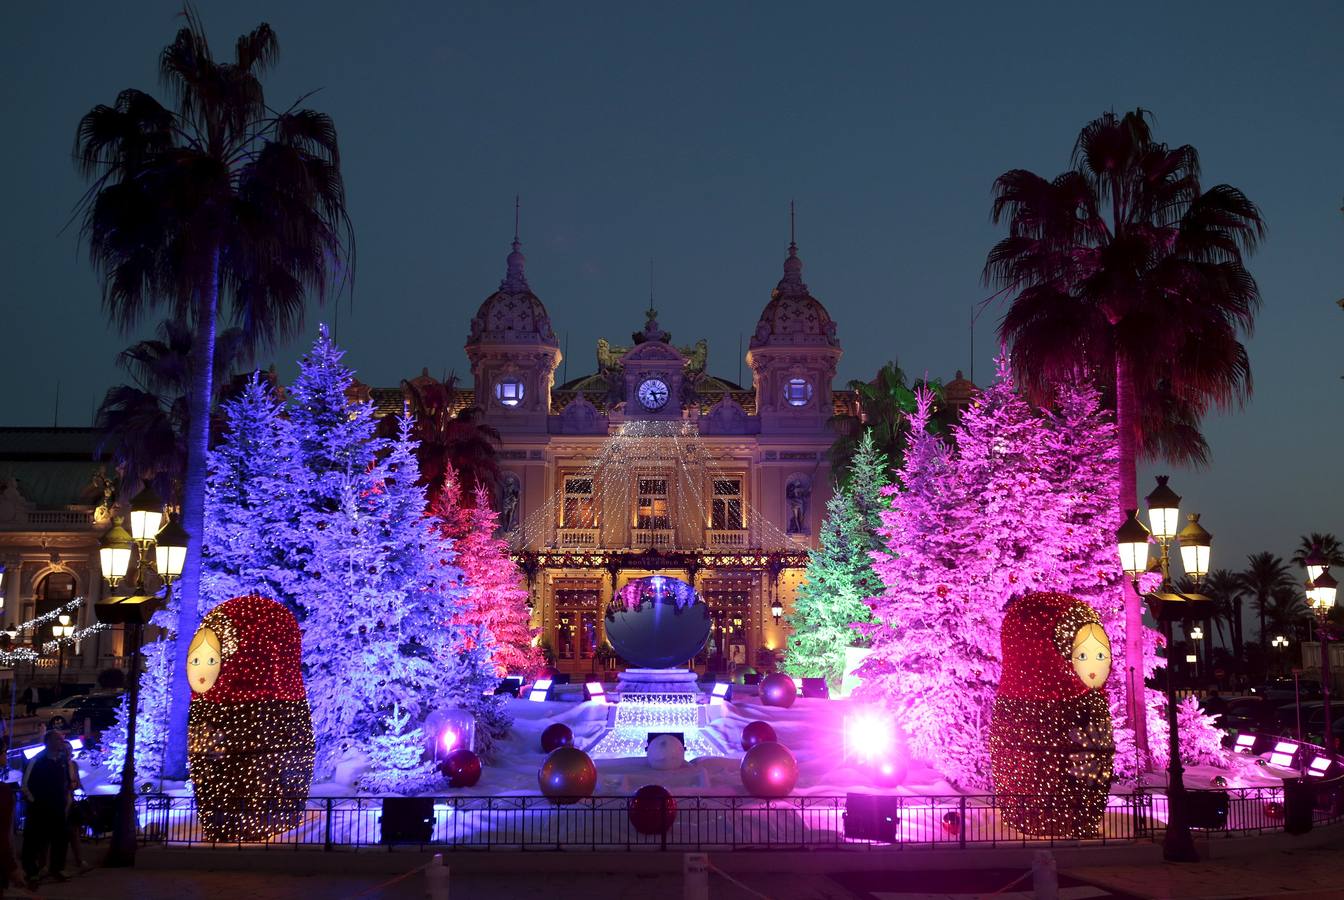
[1271,635,1290,676]
[1116,476,1213,864]
[1307,568,1337,759]
[53,615,74,688]
[94,490,186,868]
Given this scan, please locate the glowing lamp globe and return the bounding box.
[740,741,798,798]
[1309,569,1338,612]
[604,576,711,669]
[128,485,165,543]
[1115,509,1150,578]
[426,708,477,758]
[628,784,677,835]
[154,514,189,581]
[540,722,574,753]
[538,746,597,804]
[1145,476,1181,542]
[98,521,134,585]
[439,749,482,788]
[759,672,797,708]
[741,720,777,752]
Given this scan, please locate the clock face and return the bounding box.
[637,378,670,411]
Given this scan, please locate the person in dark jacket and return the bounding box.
[20,732,69,883]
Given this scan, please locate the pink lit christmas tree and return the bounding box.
[431,473,542,678]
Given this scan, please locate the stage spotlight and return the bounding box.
[584,681,607,703]
[710,682,733,703]
[527,678,554,702]
[1269,740,1302,769]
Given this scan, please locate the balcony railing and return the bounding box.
[557,528,599,548]
[4,509,95,530]
[707,529,749,550]
[633,529,674,549]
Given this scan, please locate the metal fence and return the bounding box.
[122,783,1344,852]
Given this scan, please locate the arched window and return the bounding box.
[35,571,77,642]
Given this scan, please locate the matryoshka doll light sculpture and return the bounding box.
[989,592,1115,839]
[186,595,315,843]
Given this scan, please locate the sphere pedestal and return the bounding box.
[616,668,700,696]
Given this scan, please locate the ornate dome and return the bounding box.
[749,242,839,350]
[944,370,978,407]
[466,238,558,348]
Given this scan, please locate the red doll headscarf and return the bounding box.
[189,595,306,704]
[999,591,1106,702]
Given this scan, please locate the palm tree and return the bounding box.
[1201,568,1244,661]
[380,373,501,504]
[96,319,246,505]
[984,109,1264,759]
[829,361,937,484]
[1237,552,1296,651]
[1265,584,1309,643]
[1292,532,1344,574]
[74,10,354,778]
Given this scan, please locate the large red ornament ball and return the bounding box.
[1211,775,1228,788]
[439,749,481,788]
[941,811,962,835]
[1264,801,1284,820]
[628,784,678,835]
[538,747,597,804]
[540,723,574,753]
[741,720,777,752]
[759,673,797,708]
[740,741,798,798]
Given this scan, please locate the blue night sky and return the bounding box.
[2,2,1340,603]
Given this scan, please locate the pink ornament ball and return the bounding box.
[628,784,678,835]
[538,746,597,804]
[439,749,481,788]
[540,722,574,753]
[759,673,797,708]
[741,720,777,752]
[740,741,798,798]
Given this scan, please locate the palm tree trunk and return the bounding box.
[1116,353,1150,768]
[161,249,219,780]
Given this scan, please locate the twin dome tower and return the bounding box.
[463,206,843,437]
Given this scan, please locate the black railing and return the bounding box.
[119,783,1344,851]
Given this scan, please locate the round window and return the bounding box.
[495,378,525,408]
[784,378,813,407]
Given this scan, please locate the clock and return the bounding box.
[637,378,670,411]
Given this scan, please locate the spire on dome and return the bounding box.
[779,200,806,291]
[500,195,529,292]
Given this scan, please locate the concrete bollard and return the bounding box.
[1032,849,1058,900]
[425,852,449,900]
[684,852,709,900]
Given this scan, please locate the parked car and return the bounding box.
[34,695,87,728]
[69,694,122,734]
[1214,695,1282,735]
[1292,702,1344,752]
[1248,677,1322,704]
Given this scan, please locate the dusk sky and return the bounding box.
[2,2,1340,606]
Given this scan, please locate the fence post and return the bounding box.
[425,852,449,900]
[323,798,334,851]
[683,852,709,900]
[958,796,967,849]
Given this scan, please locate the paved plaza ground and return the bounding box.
[6,840,1339,900]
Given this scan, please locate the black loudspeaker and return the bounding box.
[552,673,572,685]
[1186,790,1229,829]
[742,673,761,686]
[1282,779,1315,835]
[842,793,900,843]
[801,678,830,699]
[380,797,435,844]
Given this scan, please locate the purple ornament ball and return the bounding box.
[439,749,481,788]
[759,673,797,708]
[628,784,678,835]
[740,741,798,798]
[541,722,574,753]
[741,720,777,752]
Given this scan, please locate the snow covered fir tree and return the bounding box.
[786,431,889,688]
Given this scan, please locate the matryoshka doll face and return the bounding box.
[1071,623,1111,689]
[188,627,223,694]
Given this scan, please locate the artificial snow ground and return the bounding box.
[71,695,1299,849]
